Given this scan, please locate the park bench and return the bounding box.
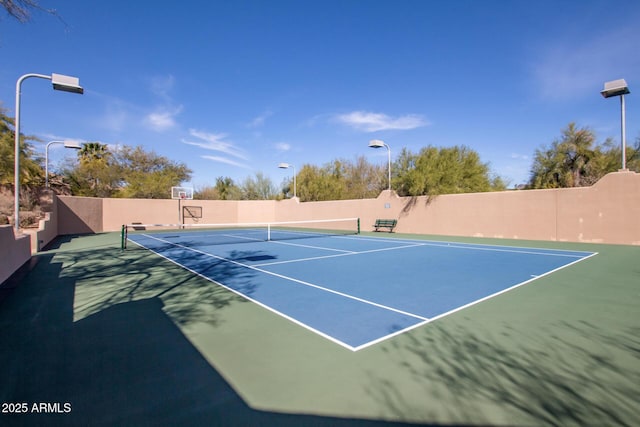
[373,219,397,232]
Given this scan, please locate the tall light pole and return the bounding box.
[278,163,296,198]
[601,79,630,170]
[368,139,391,191]
[45,140,82,188]
[14,73,83,232]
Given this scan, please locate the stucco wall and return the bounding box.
[25,210,58,253]
[53,171,640,245]
[57,196,103,235]
[0,226,31,285]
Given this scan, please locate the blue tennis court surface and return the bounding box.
[127,231,597,351]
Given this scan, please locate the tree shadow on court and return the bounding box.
[43,240,270,329]
[0,244,440,427]
[366,320,640,426]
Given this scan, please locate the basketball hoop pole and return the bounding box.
[171,186,193,228]
[178,195,187,228]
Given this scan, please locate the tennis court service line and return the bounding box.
[134,234,430,322]
[255,240,427,267]
[269,239,356,254]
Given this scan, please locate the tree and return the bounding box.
[216,176,242,200]
[528,123,638,189]
[393,145,504,196]
[344,156,386,199]
[240,172,278,200]
[296,162,345,202]
[78,142,109,163]
[64,144,191,198]
[65,142,118,197]
[0,108,43,187]
[195,177,243,200]
[116,146,192,198]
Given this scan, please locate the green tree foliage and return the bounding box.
[296,162,346,202]
[294,157,386,202]
[194,176,242,200]
[216,176,242,200]
[528,123,640,189]
[65,143,191,198]
[116,146,192,198]
[65,142,119,197]
[195,174,279,200]
[194,185,218,200]
[240,172,278,200]
[0,108,43,187]
[345,155,387,199]
[393,145,506,196]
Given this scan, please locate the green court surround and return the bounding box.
[1,232,638,426]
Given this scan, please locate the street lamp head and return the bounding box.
[51,73,84,94]
[601,78,630,170]
[278,163,296,198]
[63,141,83,149]
[368,139,385,148]
[601,79,630,98]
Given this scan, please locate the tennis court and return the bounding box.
[1,228,638,426]
[124,220,596,351]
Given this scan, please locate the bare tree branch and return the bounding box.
[1,0,65,26]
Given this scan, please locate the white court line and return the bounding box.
[221,233,265,242]
[337,234,593,258]
[253,241,424,267]
[128,233,597,352]
[127,236,360,351]
[351,251,600,351]
[136,233,429,319]
[269,239,356,253]
[172,232,266,242]
[254,242,427,267]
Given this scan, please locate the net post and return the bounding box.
[357,218,360,234]
[267,223,271,241]
[121,224,127,249]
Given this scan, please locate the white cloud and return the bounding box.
[142,74,183,131]
[201,155,250,168]
[335,111,429,132]
[275,142,291,152]
[183,129,248,160]
[248,110,274,128]
[145,105,182,132]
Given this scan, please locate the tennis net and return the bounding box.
[121,217,360,249]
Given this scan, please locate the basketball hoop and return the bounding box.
[171,187,193,200]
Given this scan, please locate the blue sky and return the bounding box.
[1,0,639,191]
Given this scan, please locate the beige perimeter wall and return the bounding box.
[0,226,31,285]
[2,171,639,287]
[54,171,639,246]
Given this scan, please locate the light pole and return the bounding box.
[601,79,630,170]
[278,162,296,198]
[14,73,83,232]
[45,140,82,188]
[368,139,391,191]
